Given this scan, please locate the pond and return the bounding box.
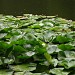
[0,0,75,20]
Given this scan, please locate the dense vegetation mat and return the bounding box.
[0,14,75,75]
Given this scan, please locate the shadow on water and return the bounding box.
[0,0,75,20]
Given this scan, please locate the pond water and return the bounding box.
[0,0,75,20]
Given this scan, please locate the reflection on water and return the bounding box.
[0,0,75,20]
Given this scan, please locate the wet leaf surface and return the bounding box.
[0,14,75,75]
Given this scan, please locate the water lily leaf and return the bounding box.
[13,45,25,56]
[11,39,26,45]
[25,51,35,57]
[58,51,75,69]
[50,68,69,75]
[24,72,41,75]
[58,51,75,60]
[3,58,14,64]
[58,51,66,60]
[52,35,71,44]
[13,45,25,51]
[30,23,43,29]
[51,59,58,67]
[10,33,25,42]
[47,45,61,54]
[64,51,75,58]
[0,33,7,39]
[10,63,36,71]
[0,42,10,50]
[14,72,24,75]
[0,70,13,75]
[58,44,74,51]
[59,58,75,69]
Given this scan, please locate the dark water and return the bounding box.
[0,0,75,20]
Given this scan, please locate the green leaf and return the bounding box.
[10,63,36,71]
[44,52,52,64]
[13,72,24,75]
[0,33,7,39]
[47,45,61,54]
[52,35,71,44]
[50,68,69,75]
[24,72,42,75]
[58,51,75,69]
[64,51,75,58]
[13,45,25,55]
[59,59,75,69]
[0,41,10,50]
[0,70,13,75]
[25,51,35,56]
[58,44,74,51]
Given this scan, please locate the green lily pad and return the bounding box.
[0,70,13,75]
[50,68,69,75]
[10,63,36,71]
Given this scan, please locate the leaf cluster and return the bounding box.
[0,14,75,75]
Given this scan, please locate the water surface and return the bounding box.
[0,0,75,20]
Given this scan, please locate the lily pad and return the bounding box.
[10,63,36,71]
